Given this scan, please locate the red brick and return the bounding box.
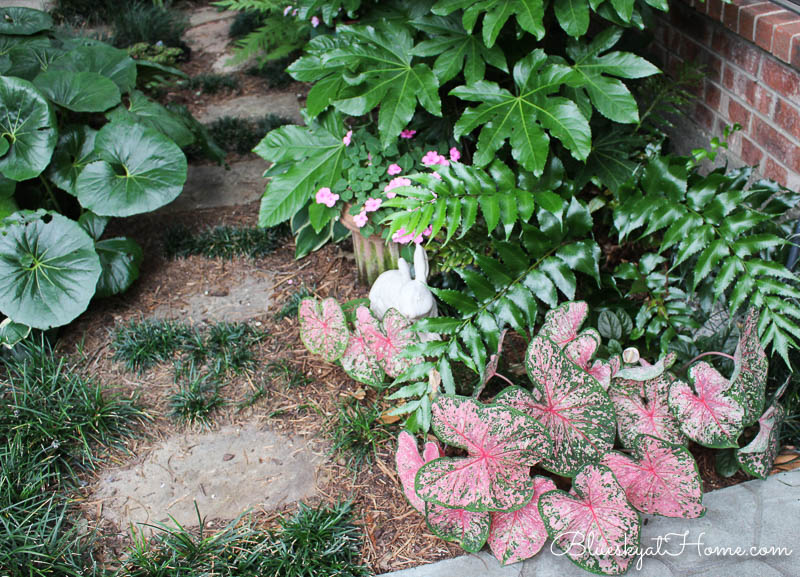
[755,11,800,52]
[753,85,774,116]
[709,0,724,21]
[753,117,795,159]
[763,157,788,184]
[792,35,800,68]
[773,23,800,62]
[775,99,800,141]
[740,136,763,165]
[727,98,752,128]
[694,103,716,130]
[712,28,729,56]
[671,2,710,43]
[740,4,785,42]
[723,2,740,31]
[696,50,723,83]
[761,57,800,99]
[727,35,763,75]
[706,81,722,108]
[680,37,702,62]
[723,66,757,104]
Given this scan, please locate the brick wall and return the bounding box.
[651,0,800,191]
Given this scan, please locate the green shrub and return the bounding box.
[112,1,188,49]
[206,114,295,155]
[186,73,240,94]
[163,223,290,260]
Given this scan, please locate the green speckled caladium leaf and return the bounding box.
[736,403,784,479]
[538,300,588,346]
[298,297,349,362]
[731,308,768,426]
[498,336,615,476]
[357,306,421,378]
[395,431,443,513]
[609,372,684,448]
[601,435,705,518]
[415,395,550,512]
[539,464,641,575]
[488,476,556,565]
[0,7,52,35]
[615,353,676,382]
[425,503,491,553]
[668,361,745,448]
[47,125,97,195]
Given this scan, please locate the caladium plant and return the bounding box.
[736,403,784,479]
[298,297,349,362]
[730,307,768,426]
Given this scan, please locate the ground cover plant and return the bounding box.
[163,223,290,260]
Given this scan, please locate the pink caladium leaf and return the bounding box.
[356,307,420,379]
[488,476,556,565]
[564,330,614,389]
[539,464,641,575]
[615,353,677,384]
[415,395,550,512]
[298,298,349,362]
[496,336,615,476]
[341,330,385,387]
[538,301,588,346]
[396,431,440,513]
[609,373,684,448]
[736,403,784,479]
[425,503,491,552]
[731,308,768,426]
[600,435,705,518]
[668,361,745,448]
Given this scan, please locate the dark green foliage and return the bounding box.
[112,318,194,372]
[264,359,312,388]
[203,322,265,374]
[275,285,314,320]
[118,501,367,577]
[247,56,295,88]
[169,367,225,426]
[229,10,265,39]
[163,223,290,260]
[186,73,240,94]
[206,114,295,155]
[53,0,128,24]
[112,1,188,49]
[329,401,390,471]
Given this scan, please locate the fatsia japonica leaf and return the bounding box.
[0,211,101,330]
[539,464,641,575]
[415,395,550,511]
[298,297,349,362]
[451,49,590,176]
[0,76,57,182]
[497,336,616,476]
[395,431,443,513]
[730,307,768,426]
[668,361,745,448]
[425,503,491,553]
[488,476,556,565]
[609,371,685,448]
[736,403,784,479]
[600,435,704,518]
[431,0,547,46]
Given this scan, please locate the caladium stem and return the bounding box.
[680,351,735,373]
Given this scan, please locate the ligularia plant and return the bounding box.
[395,302,781,574]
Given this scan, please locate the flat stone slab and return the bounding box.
[94,425,321,535]
[196,93,304,125]
[162,159,267,213]
[186,6,235,28]
[0,0,52,8]
[380,470,800,576]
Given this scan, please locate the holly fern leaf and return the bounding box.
[451,49,591,176]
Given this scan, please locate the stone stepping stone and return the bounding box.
[196,93,304,125]
[161,159,268,214]
[93,425,322,536]
[0,0,52,8]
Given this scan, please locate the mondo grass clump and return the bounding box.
[163,223,290,260]
[329,401,391,471]
[169,366,225,426]
[112,319,194,373]
[205,114,295,155]
[186,73,240,95]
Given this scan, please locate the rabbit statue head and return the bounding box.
[369,244,437,322]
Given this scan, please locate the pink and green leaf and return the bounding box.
[425,503,491,553]
[600,435,705,518]
[668,361,745,448]
[563,329,614,389]
[488,476,556,565]
[736,403,784,479]
[609,374,684,448]
[396,431,432,513]
[415,395,551,512]
[381,308,422,378]
[538,301,588,346]
[539,464,641,575]
[298,298,349,362]
[341,330,385,387]
[501,336,615,476]
[615,353,676,383]
[731,308,768,426]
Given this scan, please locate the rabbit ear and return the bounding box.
[414,243,429,284]
[397,258,411,282]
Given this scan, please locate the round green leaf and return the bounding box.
[106,90,194,147]
[0,174,16,219]
[0,211,101,329]
[76,121,187,217]
[0,76,57,181]
[47,125,97,195]
[49,44,137,93]
[0,7,52,35]
[34,70,121,113]
[0,316,30,348]
[94,237,143,298]
[6,37,63,80]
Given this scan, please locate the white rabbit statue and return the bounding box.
[369,243,438,323]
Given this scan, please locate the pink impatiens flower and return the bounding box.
[449,147,461,162]
[392,225,433,245]
[354,210,368,228]
[384,176,411,199]
[343,130,352,146]
[283,5,292,16]
[400,129,416,139]
[364,198,382,212]
[421,150,441,166]
[311,15,320,27]
[387,163,402,176]
[315,187,339,208]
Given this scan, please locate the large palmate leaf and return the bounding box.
[452,49,590,175]
[94,237,143,298]
[736,403,784,479]
[47,125,97,195]
[33,70,120,113]
[431,0,547,45]
[298,297,349,362]
[415,395,550,511]
[75,121,187,217]
[106,90,195,148]
[411,14,508,84]
[0,211,101,330]
[425,503,491,553]
[668,361,745,448]
[49,44,137,93]
[609,371,684,448]
[566,27,659,123]
[731,308,768,426]
[540,464,641,575]
[497,336,615,476]
[0,7,52,35]
[395,431,442,513]
[488,476,556,565]
[601,435,704,518]
[0,76,57,181]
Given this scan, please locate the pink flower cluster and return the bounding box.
[343,130,352,146]
[384,176,411,199]
[283,5,298,16]
[392,225,433,245]
[387,163,402,175]
[315,187,339,208]
[422,150,449,167]
[353,197,383,228]
[311,15,319,27]
[400,129,416,139]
